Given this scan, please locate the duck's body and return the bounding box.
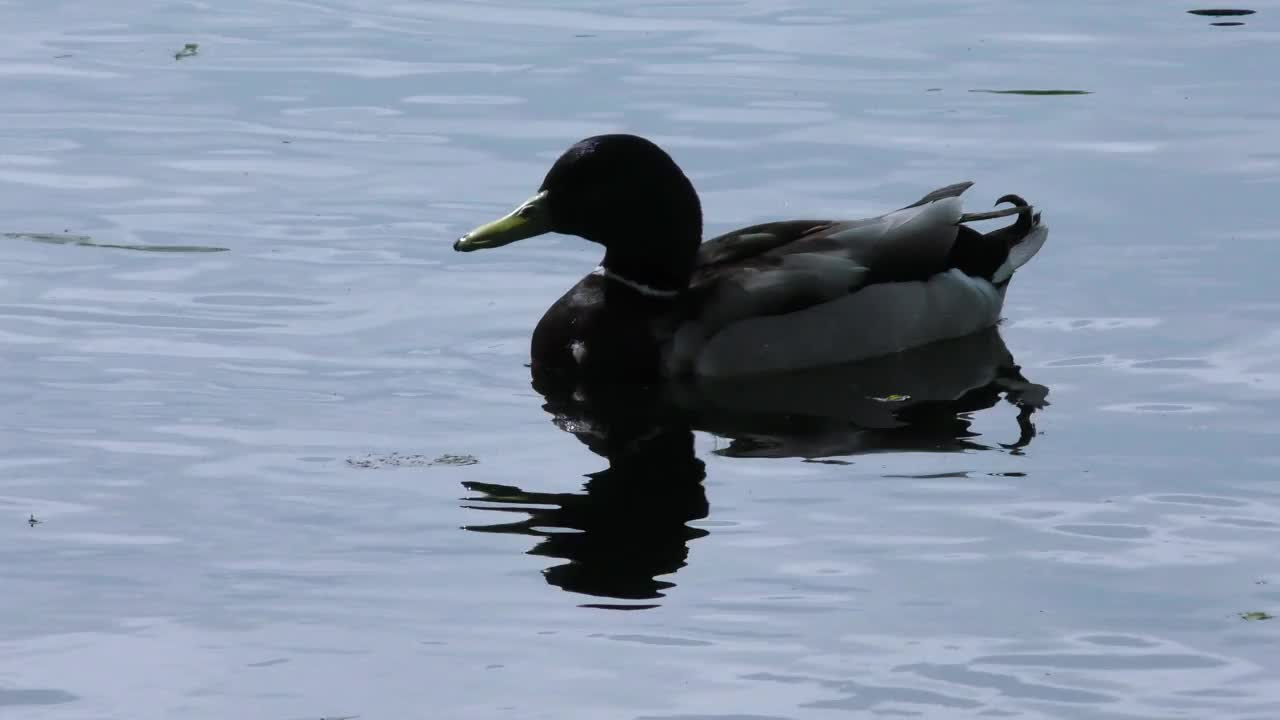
[455,134,1048,382]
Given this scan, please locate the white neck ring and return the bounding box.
[591,266,681,299]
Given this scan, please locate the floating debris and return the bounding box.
[970,89,1093,96]
[174,43,199,60]
[27,514,40,527]
[346,452,478,469]
[1188,8,1256,16]
[347,453,431,469]
[432,453,479,466]
[1239,611,1274,621]
[4,232,228,253]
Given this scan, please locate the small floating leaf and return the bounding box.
[1188,8,1256,16]
[174,42,199,60]
[4,232,228,253]
[1240,611,1274,621]
[970,89,1093,96]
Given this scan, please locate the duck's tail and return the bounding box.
[956,194,1048,285]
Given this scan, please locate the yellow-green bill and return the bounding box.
[454,191,552,252]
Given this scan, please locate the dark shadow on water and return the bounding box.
[1188,8,1255,25]
[969,89,1092,96]
[683,328,1047,459]
[1187,9,1255,17]
[461,327,1048,608]
[462,382,708,608]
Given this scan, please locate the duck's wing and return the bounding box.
[683,181,973,330]
[694,181,973,282]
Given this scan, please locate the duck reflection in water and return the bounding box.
[461,327,1048,608]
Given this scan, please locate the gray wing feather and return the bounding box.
[666,183,975,375]
[897,181,974,210]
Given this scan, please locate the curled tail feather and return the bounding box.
[987,194,1047,285]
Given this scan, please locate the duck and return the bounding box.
[453,133,1048,381]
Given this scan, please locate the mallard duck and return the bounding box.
[454,134,1048,380]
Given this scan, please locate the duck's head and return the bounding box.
[454,134,703,292]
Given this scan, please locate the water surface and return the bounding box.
[3,1,1280,718]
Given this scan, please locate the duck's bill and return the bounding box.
[453,191,552,252]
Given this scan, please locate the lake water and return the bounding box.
[3,1,1280,718]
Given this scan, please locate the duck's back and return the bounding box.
[664,182,1047,377]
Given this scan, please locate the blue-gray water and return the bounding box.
[3,1,1280,718]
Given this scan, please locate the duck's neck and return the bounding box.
[600,226,701,297]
